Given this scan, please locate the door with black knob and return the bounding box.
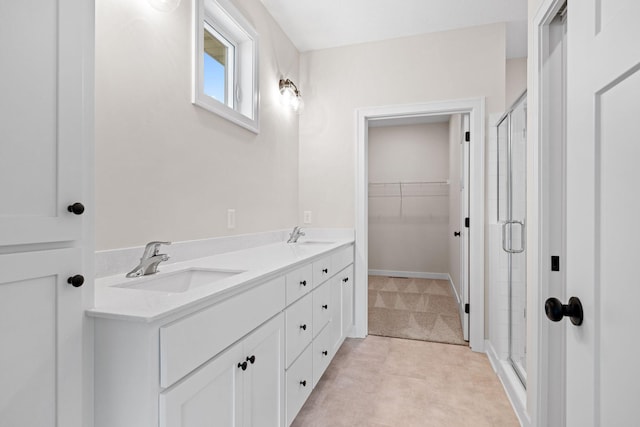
[560,1,640,424]
[0,248,83,426]
[0,1,91,426]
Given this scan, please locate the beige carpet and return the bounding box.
[368,276,467,346]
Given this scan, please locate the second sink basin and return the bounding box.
[113,268,245,293]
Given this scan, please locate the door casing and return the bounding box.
[355,98,485,352]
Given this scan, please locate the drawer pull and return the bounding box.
[322,304,328,309]
[238,361,248,371]
[246,355,256,364]
[322,350,328,356]
[322,268,328,274]
[342,277,349,283]
[299,324,307,331]
[300,380,307,387]
[300,280,307,287]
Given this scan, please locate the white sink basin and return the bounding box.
[113,268,245,293]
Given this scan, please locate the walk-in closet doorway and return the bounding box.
[366,115,468,346]
[355,99,486,352]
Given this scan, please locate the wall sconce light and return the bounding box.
[279,78,304,112]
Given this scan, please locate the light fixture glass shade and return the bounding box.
[279,78,303,112]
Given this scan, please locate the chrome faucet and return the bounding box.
[126,241,171,278]
[287,226,305,243]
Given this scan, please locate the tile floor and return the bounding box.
[292,335,519,427]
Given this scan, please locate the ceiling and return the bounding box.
[260,0,528,58]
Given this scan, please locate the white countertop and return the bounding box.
[87,238,354,323]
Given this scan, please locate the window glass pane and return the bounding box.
[203,28,229,104]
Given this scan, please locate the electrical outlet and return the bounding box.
[227,209,236,229]
[303,211,312,224]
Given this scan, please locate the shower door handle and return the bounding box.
[502,220,526,253]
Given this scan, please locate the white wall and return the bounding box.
[298,23,506,228]
[506,57,528,107]
[95,0,300,250]
[448,115,462,296]
[368,122,450,274]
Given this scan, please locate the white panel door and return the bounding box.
[564,1,640,425]
[161,343,244,427]
[0,249,83,427]
[242,314,284,427]
[0,0,85,246]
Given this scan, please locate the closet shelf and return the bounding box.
[368,181,449,198]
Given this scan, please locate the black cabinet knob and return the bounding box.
[454,231,461,237]
[67,275,84,288]
[300,380,307,387]
[246,355,256,364]
[322,304,328,309]
[300,324,307,331]
[238,361,248,371]
[545,296,584,326]
[67,202,85,215]
[300,280,307,287]
[322,350,328,356]
[322,268,328,274]
[342,277,349,283]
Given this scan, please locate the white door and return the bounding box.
[0,0,85,246]
[563,1,640,424]
[161,343,244,427]
[0,249,83,427]
[242,314,284,427]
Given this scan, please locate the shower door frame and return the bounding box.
[497,91,528,387]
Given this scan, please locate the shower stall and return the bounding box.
[497,92,527,386]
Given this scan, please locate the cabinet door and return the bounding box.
[242,314,284,427]
[0,0,85,246]
[339,266,354,338]
[161,343,244,427]
[329,275,343,354]
[0,249,83,427]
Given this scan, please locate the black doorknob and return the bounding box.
[300,380,307,387]
[322,304,328,309]
[67,275,85,288]
[238,361,248,371]
[322,350,328,356]
[246,355,256,364]
[454,231,461,237]
[67,202,85,215]
[322,268,328,274]
[300,280,307,287]
[300,324,307,331]
[545,296,583,326]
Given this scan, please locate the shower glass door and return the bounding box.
[497,93,527,386]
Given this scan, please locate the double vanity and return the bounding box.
[89,235,355,427]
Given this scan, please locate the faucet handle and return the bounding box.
[143,241,171,257]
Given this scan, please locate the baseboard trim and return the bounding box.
[446,273,461,306]
[368,269,449,280]
[485,340,530,427]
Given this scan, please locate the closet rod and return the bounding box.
[368,180,449,185]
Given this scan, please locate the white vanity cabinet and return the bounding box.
[94,242,354,427]
[161,313,285,427]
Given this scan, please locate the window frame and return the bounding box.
[193,0,260,133]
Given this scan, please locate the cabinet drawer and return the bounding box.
[312,256,332,286]
[331,245,354,274]
[160,277,285,388]
[312,280,331,337]
[285,264,313,305]
[285,345,313,426]
[285,292,313,368]
[312,323,333,388]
